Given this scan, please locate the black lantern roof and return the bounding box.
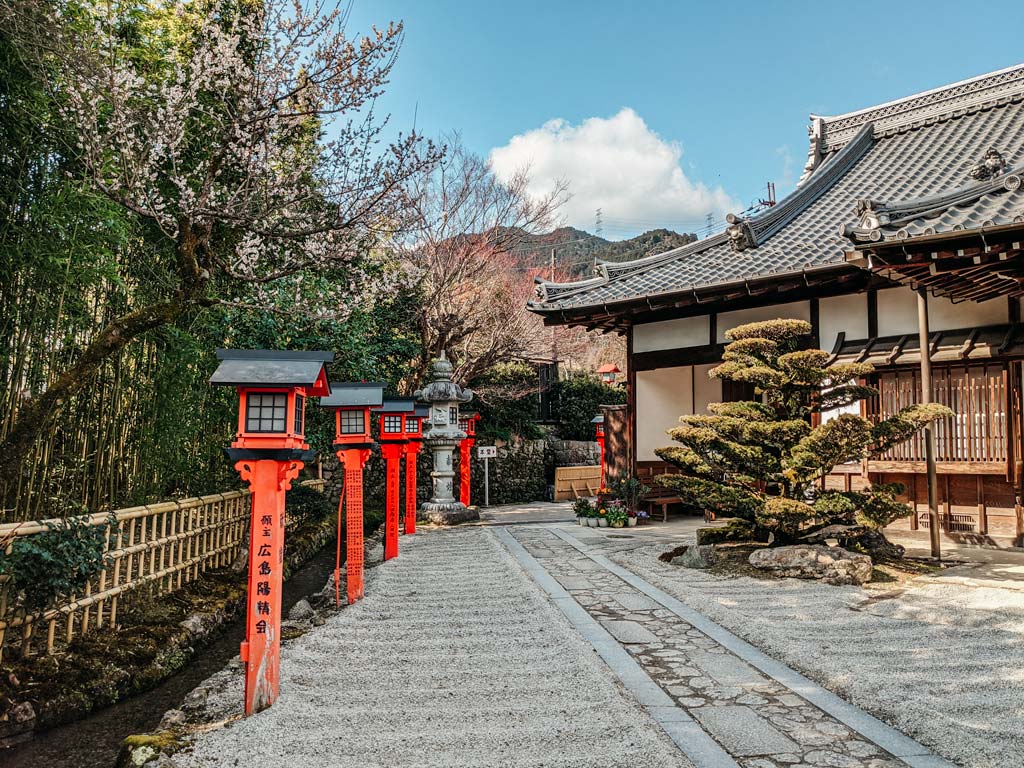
[413,403,430,418]
[320,382,386,409]
[374,398,416,413]
[210,349,333,392]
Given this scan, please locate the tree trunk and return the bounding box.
[0,296,193,483]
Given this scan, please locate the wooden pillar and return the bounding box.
[381,443,403,560]
[917,288,942,559]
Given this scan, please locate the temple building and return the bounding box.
[528,64,1024,547]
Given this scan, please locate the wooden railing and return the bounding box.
[0,479,325,661]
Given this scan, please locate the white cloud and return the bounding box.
[488,108,738,237]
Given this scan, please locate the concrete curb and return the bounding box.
[548,527,959,768]
[492,526,739,768]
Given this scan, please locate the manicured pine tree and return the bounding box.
[655,319,952,558]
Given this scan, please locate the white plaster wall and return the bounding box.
[819,294,868,351]
[636,366,692,461]
[927,292,1007,330]
[717,301,811,343]
[693,363,722,413]
[633,316,710,353]
[876,286,1007,336]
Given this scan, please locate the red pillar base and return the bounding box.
[335,448,369,605]
[381,443,403,560]
[404,444,419,535]
[459,438,474,507]
[234,458,301,716]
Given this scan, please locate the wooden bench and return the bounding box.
[644,490,683,522]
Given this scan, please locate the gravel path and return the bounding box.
[603,540,1024,768]
[174,528,692,768]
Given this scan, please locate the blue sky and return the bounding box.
[348,0,1024,239]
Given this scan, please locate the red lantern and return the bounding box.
[374,398,416,561]
[403,404,429,535]
[211,348,332,716]
[320,382,384,606]
[457,411,480,506]
[592,414,606,489]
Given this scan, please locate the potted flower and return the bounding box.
[596,506,608,527]
[626,509,637,527]
[606,500,627,528]
[636,509,650,526]
[572,497,592,526]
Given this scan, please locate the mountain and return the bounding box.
[512,226,698,278]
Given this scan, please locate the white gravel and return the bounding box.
[606,543,1024,768]
[174,528,692,768]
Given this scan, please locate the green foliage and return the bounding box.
[0,515,112,612]
[656,318,952,552]
[285,485,334,525]
[607,474,648,510]
[696,518,760,545]
[604,499,627,525]
[551,373,626,441]
[471,362,544,442]
[572,497,593,518]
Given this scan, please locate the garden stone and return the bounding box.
[365,542,384,565]
[158,709,187,730]
[748,545,872,585]
[288,598,315,621]
[669,544,718,569]
[9,701,35,724]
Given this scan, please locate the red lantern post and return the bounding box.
[403,404,429,535]
[211,349,332,716]
[375,398,416,561]
[320,382,384,606]
[457,412,480,507]
[592,414,606,489]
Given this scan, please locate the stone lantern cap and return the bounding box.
[414,353,473,404]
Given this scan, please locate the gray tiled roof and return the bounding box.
[320,382,386,408]
[530,63,1024,315]
[843,164,1024,244]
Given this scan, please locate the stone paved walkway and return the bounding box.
[502,526,956,768]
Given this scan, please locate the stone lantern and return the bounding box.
[414,353,478,524]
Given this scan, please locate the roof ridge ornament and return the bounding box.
[798,117,825,185]
[970,147,1007,180]
[725,213,757,252]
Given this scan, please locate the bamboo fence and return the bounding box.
[0,479,325,661]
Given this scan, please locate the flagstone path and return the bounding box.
[173,522,956,768]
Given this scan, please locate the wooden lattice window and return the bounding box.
[867,364,1009,464]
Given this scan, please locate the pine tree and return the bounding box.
[656,319,951,558]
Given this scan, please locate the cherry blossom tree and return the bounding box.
[395,138,567,391]
[0,0,438,476]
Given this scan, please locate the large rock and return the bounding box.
[669,544,718,569]
[288,599,315,621]
[748,545,873,585]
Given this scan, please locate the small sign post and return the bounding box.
[477,445,497,507]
